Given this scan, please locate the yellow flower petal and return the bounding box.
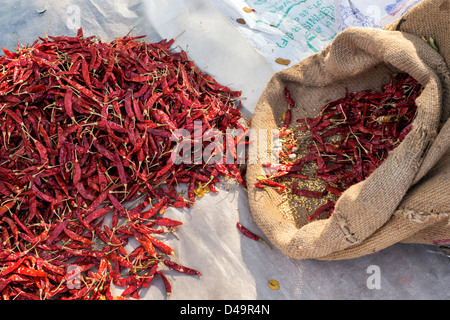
[268,279,279,290]
[194,182,210,198]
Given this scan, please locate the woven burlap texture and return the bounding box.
[247,0,450,260]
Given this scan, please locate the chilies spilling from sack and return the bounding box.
[256,73,422,223]
[0,28,246,300]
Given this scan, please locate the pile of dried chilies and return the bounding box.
[256,73,422,223]
[0,28,246,300]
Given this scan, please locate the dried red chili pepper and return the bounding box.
[130,228,157,258]
[153,217,183,227]
[308,200,335,223]
[257,179,287,193]
[0,201,15,218]
[146,234,174,256]
[163,259,202,276]
[291,182,326,199]
[256,73,421,224]
[156,270,172,300]
[284,85,296,108]
[0,26,249,300]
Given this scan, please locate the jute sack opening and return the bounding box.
[247,0,450,260]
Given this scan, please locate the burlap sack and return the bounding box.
[247,0,450,260]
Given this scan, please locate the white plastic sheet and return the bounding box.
[1,0,448,300]
[208,0,423,71]
[209,0,338,72]
[334,0,423,31]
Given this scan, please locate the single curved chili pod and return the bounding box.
[14,266,47,278]
[84,206,112,225]
[236,222,271,249]
[84,187,112,216]
[132,98,144,122]
[0,201,15,218]
[0,257,26,277]
[72,159,82,186]
[63,227,94,245]
[156,270,172,300]
[308,200,335,223]
[163,259,201,276]
[155,162,173,180]
[147,234,174,256]
[130,228,157,258]
[94,257,109,281]
[141,263,158,289]
[46,220,70,245]
[153,217,183,227]
[283,108,292,129]
[80,57,92,90]
[325,183,344,197]
[138,198,166,220]
[64,89,75,120]
[34,140,49,165]
[291,184,326,199]
[257,179,287,193]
